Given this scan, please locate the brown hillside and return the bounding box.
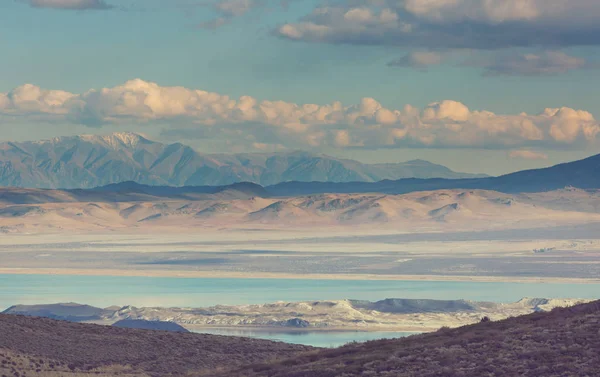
[210,300,600,377]
[0,314,311,377]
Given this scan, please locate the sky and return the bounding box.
[1,0,600,175]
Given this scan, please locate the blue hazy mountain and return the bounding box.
[0,132,486,189]
[267,153,600,196]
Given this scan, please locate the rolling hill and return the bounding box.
[0,132,485,189]
[1,187,598,233]
[0,181,269,205]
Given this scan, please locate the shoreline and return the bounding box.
[184,325,429,334]
[83,320,430,333]
[1,267,600,284]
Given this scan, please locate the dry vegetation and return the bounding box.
[0,314,311,377]
[3,301,600,377]
[207,300,600,377]
[0,349,146,377]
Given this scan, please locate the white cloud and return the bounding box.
[509,150,548,160]
[275,0,600,49]
[422,100,470,122]
[23,0,112,10]
[1,79,599,150]
[0,84,76,115]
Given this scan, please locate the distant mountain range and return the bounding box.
[3,298,587,331]
[269,153,600,196]
[0,132,486,189]
[1,132,598,197]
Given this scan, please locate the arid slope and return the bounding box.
[212,300,600,377]
[3,301,600,377]
[0,314,311,376]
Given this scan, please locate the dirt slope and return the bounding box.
[0,314,312,376]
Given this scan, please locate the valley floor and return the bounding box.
[2,226,600,282]
[2,268,600,284]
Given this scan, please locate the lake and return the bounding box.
[193,328,417,348]
[3,274,600,309]
[2,274,599,347]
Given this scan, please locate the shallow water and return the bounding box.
[3,274,599,346]
[2,274,599,310]
[192,328,416,348]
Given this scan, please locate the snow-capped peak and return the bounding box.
[32,132,148,148]
[75,132,147,149]
[101,132,145,148]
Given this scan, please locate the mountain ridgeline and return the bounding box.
[1,133,599,195]
[0,132,486,189]
[269,152,600,196]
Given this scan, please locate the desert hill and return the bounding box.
[4,298,588,332]
[0,187,598,233]
[3,303,114,322]
[0,181,268,205]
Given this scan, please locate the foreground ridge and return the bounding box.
[1,300,599,376]
[0,314,311,377]
[210,300,600,377]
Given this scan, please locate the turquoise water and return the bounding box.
[2,274,599,310]
[193,328,416,348]
[2,274,598,347]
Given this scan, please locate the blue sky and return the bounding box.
[1,0,600,174]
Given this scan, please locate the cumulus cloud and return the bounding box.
[509,150,549,160]
[21,0,113,10]
[1,79,599,150]
[275,0,600,50]
[388,51,443,70]
[469,51,588,76]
